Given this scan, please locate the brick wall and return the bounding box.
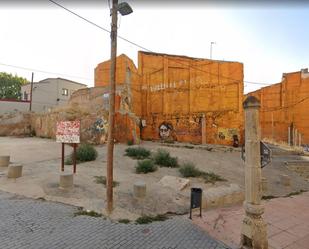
[95,52,244,146]
[248,69,309,145]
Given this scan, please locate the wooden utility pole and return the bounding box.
[29,72,34,111]
[106,0,118,214]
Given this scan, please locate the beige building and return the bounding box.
[21,78,87,112]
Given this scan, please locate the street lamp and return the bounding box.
[106,0,133,214]
[210,41,216,59]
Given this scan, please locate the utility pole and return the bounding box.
[210,41,216,59]
[106,0,118,214]
[29,72,34,111]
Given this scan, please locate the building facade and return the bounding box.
[21,78,87,113]
[95,52,244,146]
[247,69,309,145]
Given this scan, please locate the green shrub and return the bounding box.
[179,162,225,183]
[179,162,202,177]
[76,144,98,162]
[153,149,178,167]
[135,159,157,174]
[125,147,151,159]
[135,214,168,224]
[64,156,73,165]
[93,176,119,187]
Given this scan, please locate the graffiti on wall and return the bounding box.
[92,117,108,134]
[159,122,174,140]
[218,128,239,141]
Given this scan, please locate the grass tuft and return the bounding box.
[135,214,168,224]
[125,147,151,159]
[118,219,131,224]
[153,149,178,168]
[135,159,157,174]
[74,210,102,217]
[93,176,119,187]
[179,162,225,183]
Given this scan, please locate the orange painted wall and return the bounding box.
[95,52,244,145]
[248,69,309,144]
[138,51,244,145]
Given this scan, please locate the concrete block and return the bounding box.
[7,164,23,178]
[133,181,146,198]
[280,174,291,186]
[59,172,74,189]
[158,175,190,191]
[0,156,10,167]
[202,184,244,210]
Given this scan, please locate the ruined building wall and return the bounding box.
[248,69,309,145]
[138,51,244,145]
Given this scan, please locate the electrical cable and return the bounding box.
[47,0,272,87]
[0,62,92,82]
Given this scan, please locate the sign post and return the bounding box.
[56,121,80,173]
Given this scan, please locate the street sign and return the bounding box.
[56,121,80,143]
[241,141,272,168]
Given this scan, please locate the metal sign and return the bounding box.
[56,121,80,143]
[241,141,272,168]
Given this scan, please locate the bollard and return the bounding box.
[59,172,74,189]
[133,181,146,198]
[0,156,10,167]
[280,174,291,186]
[261,177,268,192]
[7,164,23,178]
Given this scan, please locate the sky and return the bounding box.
[0,0,308,93]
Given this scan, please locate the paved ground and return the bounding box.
[0,191,229,249]
[193,191,309,249]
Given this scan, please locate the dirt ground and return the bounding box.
[0,137,308,220]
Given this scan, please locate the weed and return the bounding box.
[163,139,175,144]
[135,159,157,174]
[201,172,226,184]
[179,162,225,183]
[153,149,178,167]
[135,214,168,224]
[74,210,102,217]
[118,219,131,224]
[93,176,119,187]
[179,162,202,177]
[285,189,306,197]
[125,147,151,159]
[262,195,277,200]
[184,145,194,149]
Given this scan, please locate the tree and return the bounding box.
[0,72,28,99]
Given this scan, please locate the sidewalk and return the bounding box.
[192,191,309,249]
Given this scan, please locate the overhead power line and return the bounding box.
[48,0,272,87]
[0,62,93,82]
[48,0,151,52]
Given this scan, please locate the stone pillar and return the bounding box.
[0,156,10,167]
[59,172,74,189]
[201,114,207,144]
[241,96,268,249]
[8,164,23,178]
[133,181,146,198]
[288,126,291,146]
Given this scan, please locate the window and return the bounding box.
[23,91,28,101]
[62,88,68,96]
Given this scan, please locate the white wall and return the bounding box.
[0,100,30,115]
